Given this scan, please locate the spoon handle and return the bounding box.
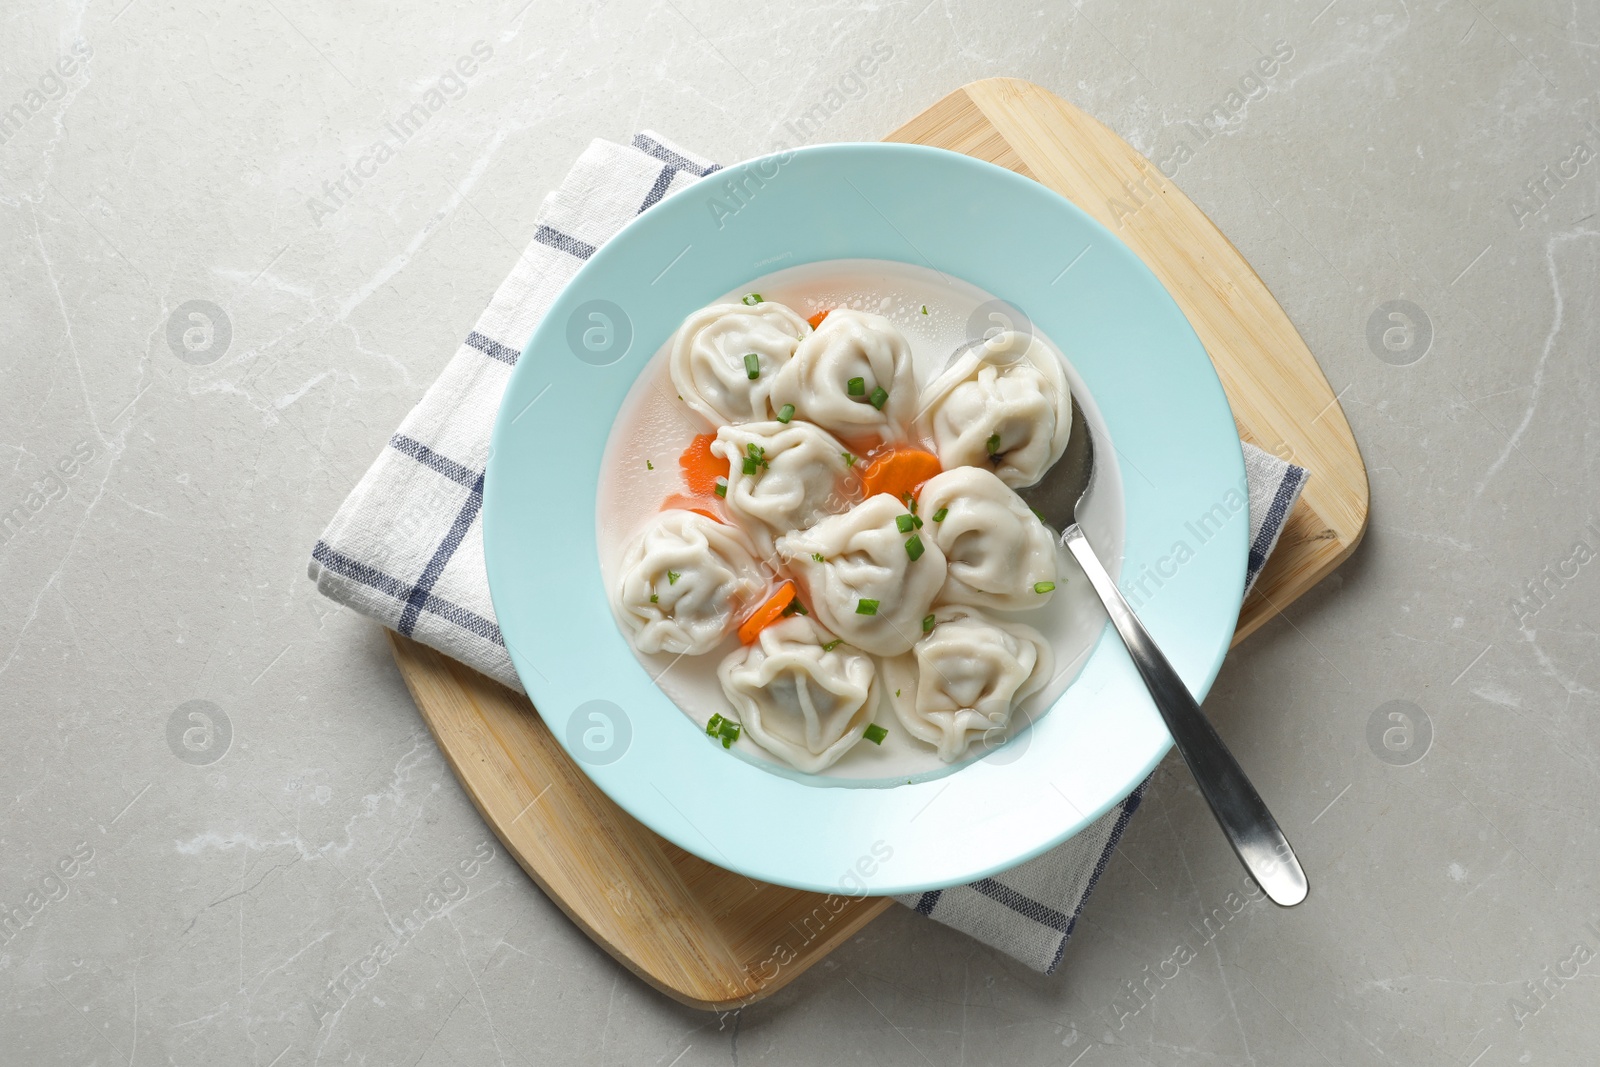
[1061,524,1308,907]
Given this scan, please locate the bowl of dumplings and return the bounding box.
[484,144,1249,893]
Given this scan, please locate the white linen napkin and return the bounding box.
[308,132,1309,975]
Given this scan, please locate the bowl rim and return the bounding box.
[483,141,1246,895]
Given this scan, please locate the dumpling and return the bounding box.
[614,509,768,655]
[774,495,946,656]
[917,466,1060,611]
[914,330,1071,488]
[710,420,853,555]
[718,616,880,773]
[882,607,1054,762]
[768,309,915,445]
[669,301,810,425]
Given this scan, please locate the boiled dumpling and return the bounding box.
[718,616,880,773]
[915,330,1071,488]
[918,466,1060,611]
[710,420,853,555]
[614,509,767,655]
[882,607,1054,762]
[670,301,809,425]
[768,309,914,444]
[774,495,946,656]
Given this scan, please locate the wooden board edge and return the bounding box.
[882,84,1035,178]
[695,896,898,1013]
[388,631,895,1011]
[1231,520,1364,647]
[386,633,719,1008]
[947,76,1371,641]
[954,76,1371,549]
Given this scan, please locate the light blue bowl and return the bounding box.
[484,143,1245,895]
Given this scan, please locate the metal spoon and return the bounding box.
[1018,396,1309,907]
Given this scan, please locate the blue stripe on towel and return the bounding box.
[532,224,596,260]
[1247,466,1308,579]
[631,133,721,177]
[389,434,480,489]
[465,330,520,365]
[969,878,1075,934]
[637,165,677,214]
[311,541,504,646]
[322,437,503,646]
[398,473,486,637]
[1046,777,1151,975]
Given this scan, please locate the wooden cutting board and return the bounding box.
[388,78,1369,1011]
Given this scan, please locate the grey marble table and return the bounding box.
[4,1,1598,1064]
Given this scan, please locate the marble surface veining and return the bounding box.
[2,0,1598,1063]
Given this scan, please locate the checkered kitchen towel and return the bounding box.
[309,132,1309,976]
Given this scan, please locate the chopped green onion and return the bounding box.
[863,724,888,745]
[811,552,825,563]
[905,535,924,561]
[869,386,889,410]
[986,433,1002,455]
[742,292,763,306]
[922,613,935,633]
[744,353,760,379]
[1031,507,1046,523]
[821,639,842,652]
[650,593,659,604]
[912,515,923,528]
[646,460,654,470]
[920,304,928,315]
[707,713,741,746]
[776,403,795,423]
[855,599,879,616]
[904,494,917,513]
[781,599,807,617]
[1034,581,1056,594]
[714,481,727,497]
[743,456,758,476]
[846,376,866,396]
[934,509,949,524]
[895,688,901,697]
[841,452,855,467]
[668,570,681,584]
[895,514,916,533]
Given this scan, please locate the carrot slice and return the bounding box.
[659,493,724,524]
[807,309,831,329]
[859,448,942,505]
[738,582,797,644]
[679,433,729,496]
